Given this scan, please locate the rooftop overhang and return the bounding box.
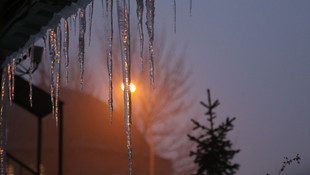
[0,0,91,67]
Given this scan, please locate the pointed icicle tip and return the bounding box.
[106,0,114,124]
[29,44,34,108]
[173,0,176,34]
[136,0,144,61]
[116,0,133,174]
[48,29,56,119]
[88,1,94,46]
[145,0,155,84]
[189,0,192,16]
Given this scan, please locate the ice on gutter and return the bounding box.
[2,0,93,67]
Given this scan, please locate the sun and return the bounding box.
[121,83,136,93]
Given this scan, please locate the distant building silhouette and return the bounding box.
[7,88,173,175]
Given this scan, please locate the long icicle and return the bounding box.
[136,0,144,64]
[73,13,77,36]
[116,0,132,174]
[7,64,12,106]
[11,57,16,100]
[145,0,155,84]
[88,1,94,46]
[0,68,7,175]
[64,19,70,85]
[189,0,192,16]
[56,25,62,63]
[79,7,86,90]
[173,0,176,33]
[55,67,60,126]
[55,24,62,125]
[106,0,114,123]
[69,16,72,31]
[49,29,56,118]
[29,44,34,108]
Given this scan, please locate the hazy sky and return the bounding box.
[156,1,310,174]
[33,0,310,174]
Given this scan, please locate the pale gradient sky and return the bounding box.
[156,0,310,174]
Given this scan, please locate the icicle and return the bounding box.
[55,63,60,126]
[106,0,113,123]
[56,25,62,61]
[189,0,192,16]
[117,0,132,174]
[64,19,70,85]
[79,7,86,89]
[0,68,5,125]
[49,29,56,118]
[88,1,94,46]
[73,13,77,36]
[173,0,176,33]
[69,16,72,31]
[29,44,34,108]
[7,64,12,106]
[11,57,16,100]
[0,68,7,175]
[145,0,155,84]
[136,0,144,61]
[55,25,62,125]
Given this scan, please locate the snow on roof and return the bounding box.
[0,0,91,67]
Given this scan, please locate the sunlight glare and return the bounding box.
[121,83,136,93]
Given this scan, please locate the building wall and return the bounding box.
[7,88,173,175]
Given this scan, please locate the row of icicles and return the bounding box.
[1,0,193,174]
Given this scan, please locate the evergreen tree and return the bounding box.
[188,89,240,175]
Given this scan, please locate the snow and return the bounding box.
[2,0,93,67]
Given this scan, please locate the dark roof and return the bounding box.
[0,0,81,67]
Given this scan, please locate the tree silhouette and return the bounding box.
[188,89,240,175]
[266,154,301,175]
